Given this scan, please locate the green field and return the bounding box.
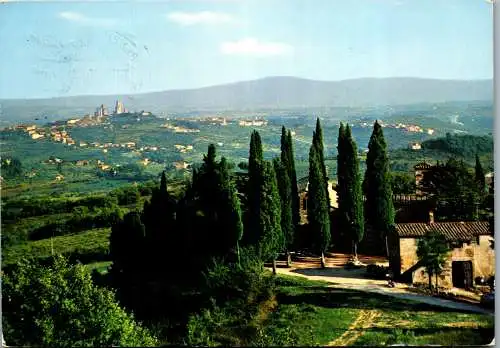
[269,275,494,346]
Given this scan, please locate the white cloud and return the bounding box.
[59,11,116,27]
[167,11,236,26]
[220,38,293,57]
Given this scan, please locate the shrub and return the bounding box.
[111,186,141,205]
[386,329,416,345]
[204,248,275,305]
[187,248,277,346]
[2,256,157,347]
[187,300,239,347]
[138,181,156,196]
[366,264,388,279]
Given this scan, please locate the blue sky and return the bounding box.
[0,0,493,99]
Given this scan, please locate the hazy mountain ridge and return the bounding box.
[0,77,493,123]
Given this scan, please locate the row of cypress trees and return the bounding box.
[110,118,395,283]
[245,128,300,271]
[308,119,394,263]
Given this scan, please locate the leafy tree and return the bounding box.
[2,256,157,347]
[475,154,486,195]
[308,144,331,267]
[416,230,451,291]
[57,161,63,174]
[257,161,284,274]
[273,158,294,266]
[1,157,23,179]
[419,158,479,221]
[363,121,395,254]
[342,125,364,258]
[391,172,416,194]
[245,130,265,246]
[422,134,493,158]
[111,185,141,205]
[281,127,300,229]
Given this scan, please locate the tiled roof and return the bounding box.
[395,221,490,241]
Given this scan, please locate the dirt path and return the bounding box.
[327,309,380,346]
[273,267,493,316]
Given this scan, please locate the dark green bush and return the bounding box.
[366,264,388,279]
[111,186,141,205]
[187,248,277,346]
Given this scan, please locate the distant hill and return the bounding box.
[0,77,493,124]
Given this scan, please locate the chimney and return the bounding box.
[429,211,434,224]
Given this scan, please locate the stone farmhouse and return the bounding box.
[388,214,493,289]
[296,160,494,283]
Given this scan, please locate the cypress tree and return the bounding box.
[217,157,244,264]
[258,161,284,274]
[308,144,331,268]
[196,144,221,221]
[285,129,300,228]
[110,212,146,279]
[336,123,347,238]
[245,130,265,246]
[363,121,394,255]
[313,118,326,179]
[313,118,330,208]
[475,154,486,194]
[273,158,294,266]
[343,124,364,258]
[281,126,300,229]
[141,171,177,278]
[160,171,167,193]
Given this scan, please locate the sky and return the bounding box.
[0,0,494,99]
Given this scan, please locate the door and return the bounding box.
[452,261,473,289]
[463,261,473,289]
